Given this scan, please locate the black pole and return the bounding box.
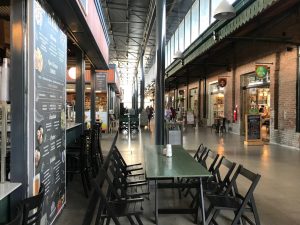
[203,77,207,118]
[75,51,85,133]
[135,75,139,113]
[155,0,166,145]
[297,48,300,132]
[132,79,135,109]
[140,55,145,111]
[91,68,96,126]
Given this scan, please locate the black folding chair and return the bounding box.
[113,146,143,174]
[4,204,23,225]
[205,165,261,225]
[22,184,45,225]
[94,168,144,225]
[184,149,220,197]
[109,164,149,199]
[189,156,236,208]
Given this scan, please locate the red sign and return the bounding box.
[218,77,227,87]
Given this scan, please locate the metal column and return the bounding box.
[75,51,85,133]
[91,68,96,126]
[155,0,166,145]
[140,56,145,111]
[10,0,28,203]
[203,77,207,118]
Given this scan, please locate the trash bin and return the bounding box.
[165,122,183,145]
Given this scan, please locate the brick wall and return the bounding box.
[194,43,300,148]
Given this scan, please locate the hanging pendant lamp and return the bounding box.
[213,0,236,20]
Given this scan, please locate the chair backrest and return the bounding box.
[224,165,261,199]
[91,168,123,225]
[102,132,119,171]
[195,146,208,164]
[223,165,261,225]
[193,144,204,160]
[213,157,236,194]
[202,149,220,173]
[6,204,23,225]
[22,184,45,225]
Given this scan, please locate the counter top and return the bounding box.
[0,182,22,200]
[66,122,82,130]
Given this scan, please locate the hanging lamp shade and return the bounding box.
[173,50,184,60]
[213,0,236,20]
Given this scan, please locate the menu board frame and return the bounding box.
[28,1,67,224]
[244,114,263,146]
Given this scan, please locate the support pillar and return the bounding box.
[155,0,166,145]
[140,55,145,111]
[75,51,85,133]
[91,68,96,126]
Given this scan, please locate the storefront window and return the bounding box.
[208,83,224,126]
[241,73,270,141]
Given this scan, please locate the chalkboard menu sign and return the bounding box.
[33,1,67,224]
[95,72,107,92]
[245,114,262,145]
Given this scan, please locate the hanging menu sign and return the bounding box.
[95,72,107,92]
[33,1,67,224]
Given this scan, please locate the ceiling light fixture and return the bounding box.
[173,50,184,65]
[213,0,236,20]
[68,67,76,79]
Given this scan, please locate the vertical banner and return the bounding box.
[95,72,107,92]
[33,1,67,224]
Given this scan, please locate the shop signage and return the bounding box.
[255,65,269,79]
[245,114,262,142]
[218,77,227,87]
[33,1,67,224]
[95,72,107,92]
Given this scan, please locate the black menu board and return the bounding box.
[95,72,107,92]
[246,115,261,140]
[33,1,66,224]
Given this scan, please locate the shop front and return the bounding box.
[208,82,225,127]
[1,0,109,224]
[241,71,270,142]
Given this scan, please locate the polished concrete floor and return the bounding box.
[56,123,300,225]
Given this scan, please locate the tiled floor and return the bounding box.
[56,123,300,225]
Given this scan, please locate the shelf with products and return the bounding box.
[0,101,11,182]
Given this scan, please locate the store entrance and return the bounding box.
[241,73,270,142]
[208,83,224,126]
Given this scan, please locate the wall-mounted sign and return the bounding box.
[218,77,227,87]
[255,65,269,79]
[32,1,67,224]
[95,72,107,92]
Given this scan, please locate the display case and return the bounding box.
[213,95,224,119]
[0,102,10,182]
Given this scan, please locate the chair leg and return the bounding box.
[84,169,91,190]
[105,217,111,225]
[251,197,261,225]
[127,216,135,225]
[80,171,89,198]
[135,215,143,225]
